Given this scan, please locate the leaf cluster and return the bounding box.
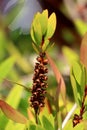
[30,10,56,53]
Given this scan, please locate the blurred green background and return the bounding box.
[0,0,87,129]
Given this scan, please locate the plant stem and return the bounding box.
[35,112,38,124]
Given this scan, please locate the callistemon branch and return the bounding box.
[30,9,56,123]
[73,85,87,127]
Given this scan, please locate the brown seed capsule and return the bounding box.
[39,73,44,77]
[43,67,48,73]
[33,101,39,107]
[33,92,38,96]
[37,57,42,62]
[30,52,48,116]
[44,75,48,81]
[43,59,48,65]
[30,96,34,101]
[39,103,44,107]
[36,79,40,84]
[35,69,39,74]
[41,82,46,87]
[37,88,42,93]
[40,52,45,58]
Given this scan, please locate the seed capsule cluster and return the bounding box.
[30,52,48,114]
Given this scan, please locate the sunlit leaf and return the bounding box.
[0,56,15,82]
[28,122,36,130]
[32,42,40,53]
[70,74,80,106]
[45,13,56,39]
[80,32,87,69]
[31,12,42,45]
[0,100,27,124]
[72,62,83,86]
[5,120,14,130]
[42,115,54,130]
[5,120,25,130]
[39,9,48,35]
[31,28,37,44]
[33,20,42,45]
[36,125,46,130]
[72,61,86,96]
[46,54,66,105]
[42,39,49,52]
[6,82,24,108]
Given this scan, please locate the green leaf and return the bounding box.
[39,10,48,35]
[0,56,15,82]
[45,12,56,39]
[72,62,86,97]
[32,42,40,53]
[14,123,25,130]
[31,28,37,44]
[42,39,49,52]
[31,12,42,45]
[36,125,45,130]
[80,32,87,69]
[6,121,25,130]
[70,74,80,106]
[72,62,83,86]
[0,100,27,124]
[6,83,24,108]
[28,122,36,130]
[4,0,25,25]
[33,20,42,45]
[42,115,54,130]
[5,120,14,130]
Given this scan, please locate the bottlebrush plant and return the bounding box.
[0,9,87,130]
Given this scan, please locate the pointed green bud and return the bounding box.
[39,10,48,35]
[45,13,57,39]
[31,12,42,45]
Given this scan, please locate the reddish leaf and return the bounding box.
[80,32,87,69]
[0,99,28,124]
[46,54,66,105]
